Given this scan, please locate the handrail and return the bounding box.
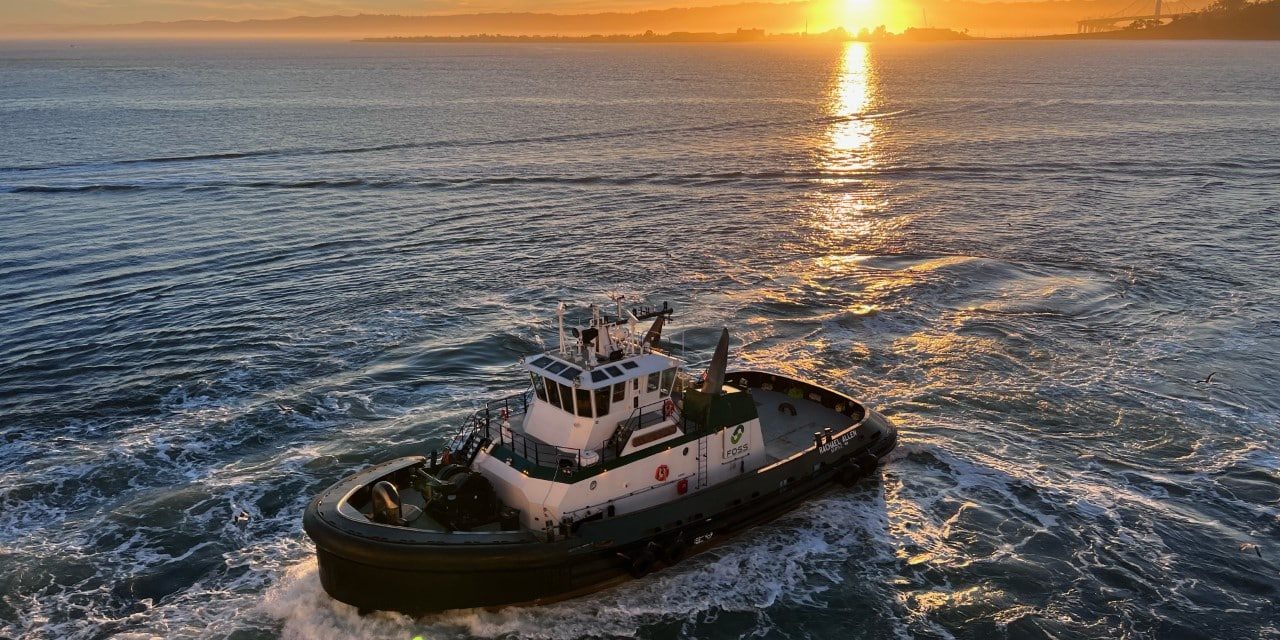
[454,390,692,474]
[454,389,620,472]
[559,475,682,523]
[607,396,680,455]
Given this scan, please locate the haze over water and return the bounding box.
[1,39,1278,639]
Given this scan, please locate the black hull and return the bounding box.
[304,410,897,615]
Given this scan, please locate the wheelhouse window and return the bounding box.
[558,382,575,414]
[612,381,625,402]
[530,373,547,401]
[575,388,593,418]
[546,379,561,407]
[647,371,660,393]
[594,386,611,417]
[660,368,676,396]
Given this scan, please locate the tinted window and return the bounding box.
[612,381,625,402]
[531,373,547,401]
[591,370,609,383]
[531,356,553,368]
[547,361,568,374]
[558,383,575,413]
[594,386,611,417]
[561,366,581,382]
[545,379,560,407]
[647,372,660,392]
[606,366,624,377]
[576,388,593,418]
[621,361,639,370]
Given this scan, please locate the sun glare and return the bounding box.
[818,0,885,32]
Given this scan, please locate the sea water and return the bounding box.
[1,39,1278,639]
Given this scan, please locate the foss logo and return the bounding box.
[723,423,750,459]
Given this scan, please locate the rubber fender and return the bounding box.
[856,454,879,477]
[837,464,862,488]
[630,547,657,578]
[663,536,689,565]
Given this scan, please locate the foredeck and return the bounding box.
[749,388,859,463]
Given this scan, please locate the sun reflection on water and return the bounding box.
[812,42,899,255]
[826,42,876,172]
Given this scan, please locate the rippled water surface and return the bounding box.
[2,39,1279,639]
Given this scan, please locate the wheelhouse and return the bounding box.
[524,352,680,421]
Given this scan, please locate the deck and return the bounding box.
[749,388,858,463]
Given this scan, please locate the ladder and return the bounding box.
[696,435,709,489]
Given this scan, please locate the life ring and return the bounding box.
[499,407,509,421]
[655,464,670,481]
[662,398,675,419]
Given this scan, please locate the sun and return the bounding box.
[832,0,878,29]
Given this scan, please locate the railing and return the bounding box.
[607,396,681,455]
[726,370,867,423]
[454,390,696,475]
[454,389,621,473]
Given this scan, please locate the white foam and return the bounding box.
[261,493,902,640]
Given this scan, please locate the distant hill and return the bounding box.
[1091,0,1280,37]
[2,0,1214,39]
[12,3,819,38]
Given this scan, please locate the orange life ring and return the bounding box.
[655,464,670,481]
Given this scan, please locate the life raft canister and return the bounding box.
[662,398,675,418]
[655,464,670,481]
[676,477,689,495]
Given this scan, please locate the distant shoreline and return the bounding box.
[360,31,1279,43]
[360,28,974,44]
[362,2,1280,43]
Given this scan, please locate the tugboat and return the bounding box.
[303,300,897,614]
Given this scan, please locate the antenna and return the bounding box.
[556,302,566,356]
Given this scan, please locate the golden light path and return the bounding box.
[814,42,895,258]
[827,42,876,172]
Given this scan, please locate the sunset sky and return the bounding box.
[0,0,1176,36]
[9,0,765,25]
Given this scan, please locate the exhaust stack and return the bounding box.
[701,328,730,394]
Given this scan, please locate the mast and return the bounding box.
[557,302,567,357]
